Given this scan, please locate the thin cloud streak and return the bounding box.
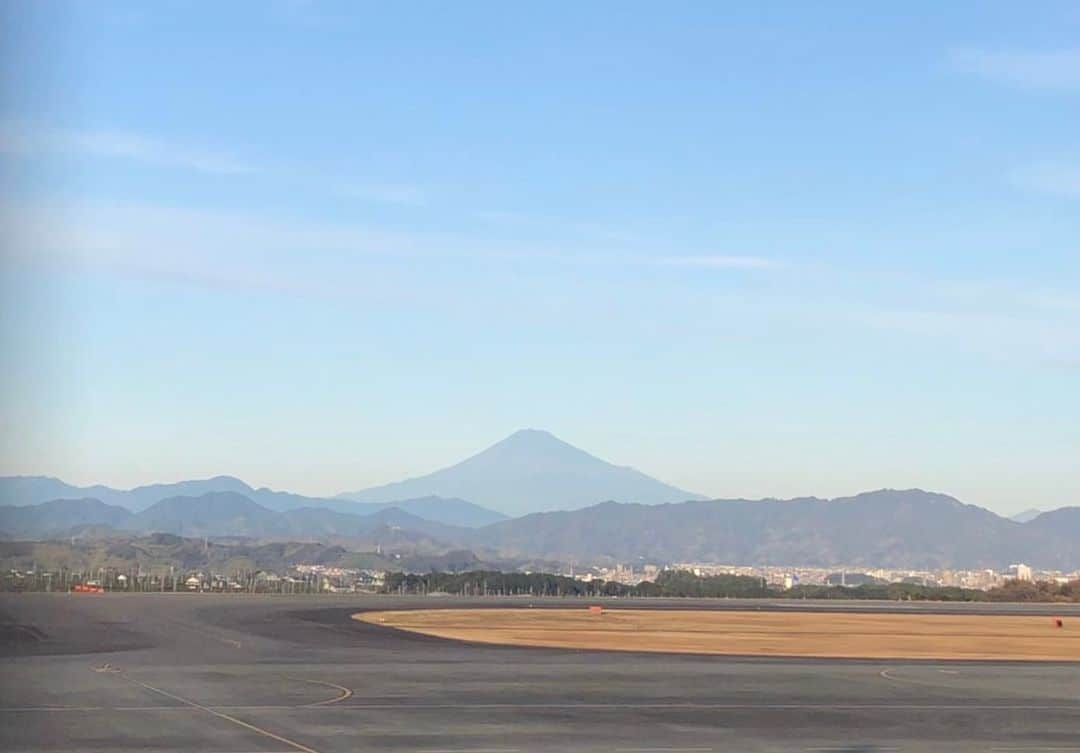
[0,121,255,175]
[339,183,427,206]
[655,255,782,270]
[1,200,653,298]
[6,198,1075,367]
[949,48,1080,91]
[4,199,784,278]
[1,120,433,205]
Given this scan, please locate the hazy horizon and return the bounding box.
[0,426,1067,517]
[2,3,1077,516]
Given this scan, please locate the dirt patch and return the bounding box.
[354,608,1080,661]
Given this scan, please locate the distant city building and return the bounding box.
[1011,563,1034,582]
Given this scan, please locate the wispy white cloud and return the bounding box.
[339,183,427,206]
[0,199,617,300]
[473,208,649,245]
[1,119,435,204]
[0,121,255,174]
[949,48,1080,91]
[654,255,782,270]
[5,196,1075,367]
[1011,162,1080,199]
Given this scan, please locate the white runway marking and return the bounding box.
[879,666,967,688]
[117,674,324,753]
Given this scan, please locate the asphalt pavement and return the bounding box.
[1,593,1078,753]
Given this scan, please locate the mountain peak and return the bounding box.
[1010,508,1044,523]
[509,427,551,437]
[338,430,702,516]
[143,475,253,491]
[491,428,582,451]
[204,474,250,486]
[503,427,560,441]
[477,429,598,464]
[848,488,960,504]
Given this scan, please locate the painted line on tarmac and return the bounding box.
[153,616,245,649]
[117,674,324,753]
[282,675,354,706]
[878,667,970,689]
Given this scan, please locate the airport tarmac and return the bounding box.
[1,593,1078,752]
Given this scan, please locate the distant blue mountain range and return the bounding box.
[3,430,1076,570]
[0,475,504,527]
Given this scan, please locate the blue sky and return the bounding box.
[1,1,1077,514]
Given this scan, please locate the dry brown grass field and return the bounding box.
[355,607,1080,661]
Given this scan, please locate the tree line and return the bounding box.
[7,565,1079,602]
[0,567,324,594]
[383,570,777,598]
[383,569,1080,602]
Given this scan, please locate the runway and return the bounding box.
[1,594,1078,752]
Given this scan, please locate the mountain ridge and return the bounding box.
[467,489,1079,570]
[0,476,503,527]
[0,491,472,545]
[2,489,1079,570]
